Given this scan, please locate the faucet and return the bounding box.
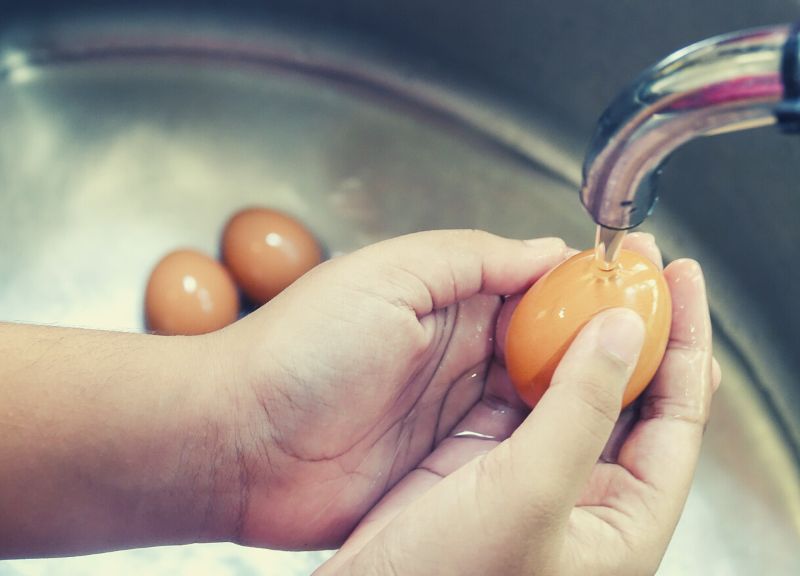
[582,23,800,266]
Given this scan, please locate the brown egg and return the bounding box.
[506,249,671,409]
[222,208,323,304]
[145,249,239,335]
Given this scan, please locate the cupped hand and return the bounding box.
[217,230,570,549]
[313,233,722,575]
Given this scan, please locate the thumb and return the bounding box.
[339,230,567,315]
[505,308,645,517]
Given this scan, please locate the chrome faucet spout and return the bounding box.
[581,24,800,230]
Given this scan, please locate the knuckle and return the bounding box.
[462,228,495,243]
[563,376,623,425]
[639,391,709,426]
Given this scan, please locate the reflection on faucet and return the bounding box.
[581,24,799,231]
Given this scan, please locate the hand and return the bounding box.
[310,234,722,575]
[0,229,718,567]
[214,230,570,548]
[3,229,564,557]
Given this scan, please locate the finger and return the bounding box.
[615,259,713,521]
[622,231,663,270]
[493,293,524,365]
[505,308,645,514]
[591,232,662,463]
[347,230,567,315]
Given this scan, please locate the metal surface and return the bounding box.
[581,25,789,230]
[0,10,798,576]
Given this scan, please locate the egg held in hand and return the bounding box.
[145,249,239,336]
[222,208,323,305]
[506,248,671,409]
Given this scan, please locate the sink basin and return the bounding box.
[1,4,798,574]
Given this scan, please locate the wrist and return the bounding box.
[160,330,246,544]
[198,315,291,547]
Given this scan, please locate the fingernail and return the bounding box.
[631,231,655,244]
[674,258,702,279]
[598,309,645,366]
[712,357,722,392]
[523,237,566,251]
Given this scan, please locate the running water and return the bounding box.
[594,225,627,271]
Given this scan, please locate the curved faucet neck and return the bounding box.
[581,24,794,230]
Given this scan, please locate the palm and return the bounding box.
[230,243,534,549]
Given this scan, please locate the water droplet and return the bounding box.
[453,430,496,440]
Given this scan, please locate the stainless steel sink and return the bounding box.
[1,3,798,574]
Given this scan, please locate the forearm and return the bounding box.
[0,323,241,558]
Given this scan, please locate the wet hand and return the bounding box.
[216,230,569,549]
[312,234,721,575]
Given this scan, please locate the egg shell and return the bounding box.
[145,249,239,335]
[506,248,672,409]
[222,208,323,305]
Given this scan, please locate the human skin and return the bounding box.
[0,230,719,574]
